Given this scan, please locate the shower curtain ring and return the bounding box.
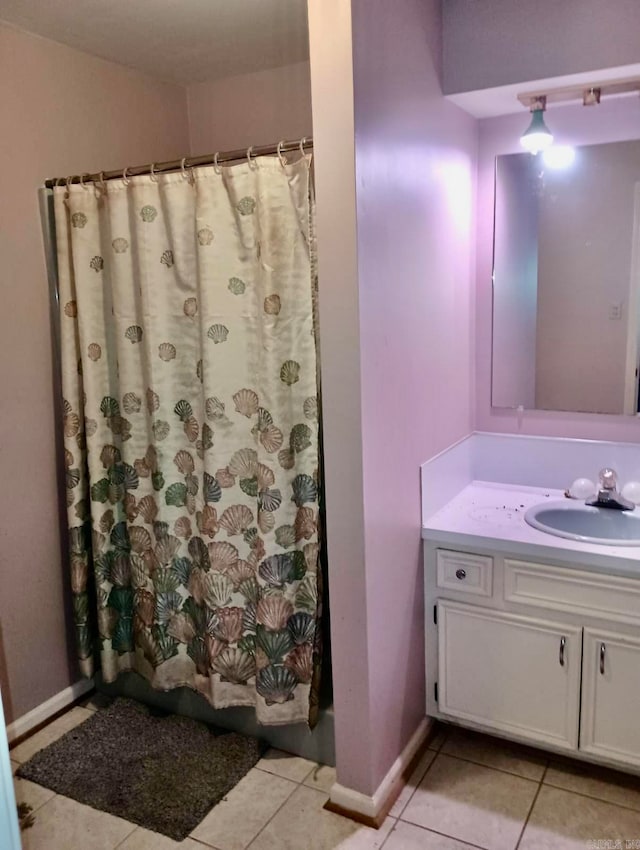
[299,137,312,169]
[122,166,131,186]
[246,146,257,170]
[213,152,222,174]
[79,173,90,190]
[95,171,107,199]
[277,141,287,168]
[181,157,195,185]
[150,163,159,182]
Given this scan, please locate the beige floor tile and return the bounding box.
[10,706,94,763]
[116,826,205,848]
[304,764,337,793]
[520,785,640,850]
[441,728,546,781]
[190,767,296,850]
[11,759,55,812]
[389,749,436,818]
[384,820,478,850]
[248,785,394,850]
[401,754,538,850]
[256,748,317,783]
[19,793,135,850]
[545,758,640,812]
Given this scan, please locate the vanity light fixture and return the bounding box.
[542,145,576,169]
[520,96,554,155]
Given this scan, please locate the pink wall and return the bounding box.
[0,21,190,723]
[353,0,476,791]
[309,0,477,796]
[187,62,312,155]
[476,97,640,441]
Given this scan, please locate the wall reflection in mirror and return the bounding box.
[492,139,640,415]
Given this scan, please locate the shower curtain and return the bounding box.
[55,155,321,725]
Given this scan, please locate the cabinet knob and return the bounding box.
[559,636,566,666]
[455,568,466,581]
[600,642,606,675]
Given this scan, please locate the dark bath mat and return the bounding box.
[16,696,266,841]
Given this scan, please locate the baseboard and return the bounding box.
[6,679,94,744]
[327,716,432,827]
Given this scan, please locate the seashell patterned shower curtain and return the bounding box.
[55,155,321,725]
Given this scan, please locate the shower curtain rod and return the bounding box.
[44,136,313,189]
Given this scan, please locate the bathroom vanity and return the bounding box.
[423,475,640,775]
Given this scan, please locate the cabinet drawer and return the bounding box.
[504,560,640,627]
[436,550,493,597]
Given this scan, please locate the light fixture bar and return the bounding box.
[517,75,640,108]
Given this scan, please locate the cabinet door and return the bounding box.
[581,628,640,768]
[438,600,582,750]
[0,689,20,850]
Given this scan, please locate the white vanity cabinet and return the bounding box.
[438,602,582,750]
[580,628,640,768]
[425,544,640,775]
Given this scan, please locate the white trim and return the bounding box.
[445,64,640,119]
[504,560,640,627]
[623,183,640,415]
[329,717,431,819]
[6,679,94,744]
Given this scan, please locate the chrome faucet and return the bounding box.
[586,468,634,511]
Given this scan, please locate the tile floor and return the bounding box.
[10,706,640,849]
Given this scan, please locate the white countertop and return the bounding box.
[422,481,640,577]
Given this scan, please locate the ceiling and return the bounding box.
[0,0,309,85]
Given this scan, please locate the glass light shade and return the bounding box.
[542,145,576,169]
[520,109,553,154]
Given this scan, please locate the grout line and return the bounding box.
[432,725,450,752]
[391,820,490,850]
[300,766,316,785]
[111,822,141,849]
[434,750,546,783]
[392,747,440,820]
[301,763,328,788]
[187,837,225,850]
[254,763,316,785]
[540,777,640,815]
[378,816,401,850]
[431,734,640,816]
[385,722,451,823]
[378,818,396,849]
[514,763,548,850]
[14,788,60,818]
[240,775,300,849]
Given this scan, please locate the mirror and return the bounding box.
[492,139,640,415]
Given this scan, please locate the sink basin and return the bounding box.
[525,500,640,546]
